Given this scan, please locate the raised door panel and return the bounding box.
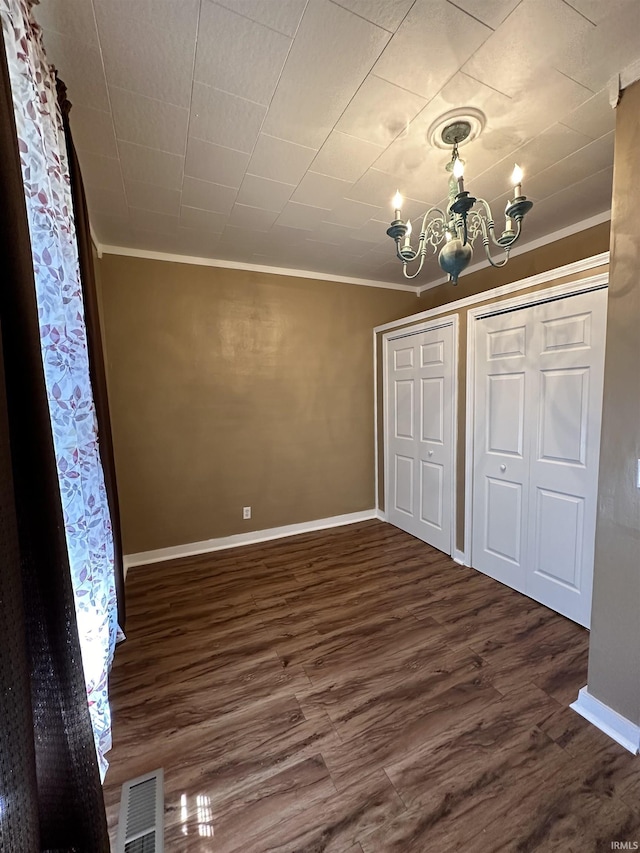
[421,377,444,444]
[420,460,443,530]
[394,379,414,440]
[394,454,414,516]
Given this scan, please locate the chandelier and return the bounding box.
[386,119,533,284]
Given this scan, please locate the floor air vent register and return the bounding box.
[116,768,164,853]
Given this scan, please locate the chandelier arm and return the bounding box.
[401,254,427,279]
[398,208,449,265]
[479,219,523,267]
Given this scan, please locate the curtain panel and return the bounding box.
[0,10,109,851]
[58,77,126,631]
[1,0,119,779]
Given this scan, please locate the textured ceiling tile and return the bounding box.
[508,123,595,178]
[348,168,423,208]
[523,131,614,200]
[84,185,128,218]
[374,0,491,97]
[291,172,353,208]
[180,206,228,234]
[499,69,593,151]
[189,83,266,154]
[221,225,274,253]
[76,151,123,192]
[462,0,593,97]
[181,178,238,215]
[521,167,612,241]
[109,87,189,155]
[129,207,180,236]
[91,211,132,246]
[467,123,594,202]
[276,202,332,230]
[348,217,388,246]
[94,0,199,29]
[96,6,198,107]
[173,228,222,258]
[118,141,184,191]
[248,134,317,184]
[69,105,118,159]
[314,220,358,243]
[330,0,414,32]
[448,0,522,29]
[195,2,292,105]
[124,182,181,217]
[262,0,391,148]
[35,0,99,44]
[562,0,637,25]
[310,132,384,183]
[184,138,250,188]
[236,175,295,212]
[336,75,426,147]
[213,0,307,36]
[553,1,640,92]
[227,205,280,231]
[560,89,615,140]
[324,198,383,227]
[40,32,109,111]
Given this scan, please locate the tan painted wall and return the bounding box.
[375,224,610,553]
[96,254,418,554]
[587,81,640,724]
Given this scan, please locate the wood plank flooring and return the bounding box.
[103,520,640,852]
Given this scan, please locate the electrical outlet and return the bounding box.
[243,506,251,520]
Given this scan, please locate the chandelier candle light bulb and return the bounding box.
[453,157,465,194]
[392,190,403,220]
[403,219,412,248]
[511,163,523,198]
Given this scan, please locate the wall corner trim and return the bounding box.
[124,509,378,570]
[571,687,640,755]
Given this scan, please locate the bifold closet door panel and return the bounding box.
[386,323,454,555]
[525,289,607,627]
[471,306,532,594]
[471,288,607,627]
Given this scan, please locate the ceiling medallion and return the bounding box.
[387,109,533,285]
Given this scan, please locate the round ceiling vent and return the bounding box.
[427,108,486,150]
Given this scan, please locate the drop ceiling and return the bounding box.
[36,0,639,289]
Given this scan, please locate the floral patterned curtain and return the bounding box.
[1,0,119,780]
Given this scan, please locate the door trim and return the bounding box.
[382,314,459,556]
[463,271,609,570]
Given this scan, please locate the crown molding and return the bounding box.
[97,243,418,293]
[417,210,611,294]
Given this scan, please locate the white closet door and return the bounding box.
[386,323,455,554]
[471,288,607,627]
[471,306,531,593]
[526,290,607,626]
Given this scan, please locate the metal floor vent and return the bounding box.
[116,768,164,853]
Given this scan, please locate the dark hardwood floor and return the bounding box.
[103,520,640,852]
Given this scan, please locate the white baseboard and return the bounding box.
[375,508,386,521]
[571,686,640,755]
[453,548,467,566]
[124,509,378,570]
